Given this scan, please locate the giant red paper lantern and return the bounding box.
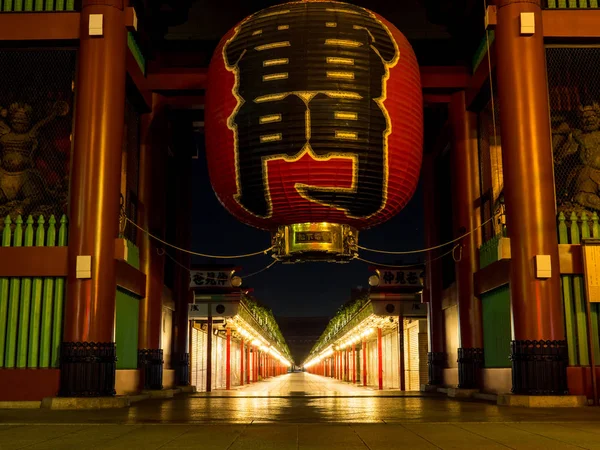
[205,1,422,261]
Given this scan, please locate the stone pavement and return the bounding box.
[1,373,600,449]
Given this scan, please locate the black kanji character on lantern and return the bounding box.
[395,271,406,285]
[382,270,395,285]
[224,1,398,218]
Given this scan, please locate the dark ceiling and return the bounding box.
[153,0,484,67]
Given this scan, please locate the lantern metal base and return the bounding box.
[272,223,358,263]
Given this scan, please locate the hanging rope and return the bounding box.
[124,216,273,259]
[355,244,460,269]
[161,248,279,280]
[358,216,494,255]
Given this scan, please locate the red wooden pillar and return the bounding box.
[377,328,383,390]
[62,0,127,396]
[246,344,251,382]
[240,338,244,386]
[423,154,445,386]
[496,0,566,395]
[138,95,168,392]
[226,328,231,390]
[333,352,337,379]
[345,349,349,382]
[450,91,484,390]
[362,340,367,386]
[352,344,356,384]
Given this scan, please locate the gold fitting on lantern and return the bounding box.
[271,222,358,263]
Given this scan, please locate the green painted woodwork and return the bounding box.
[559,213,578,365]
[127,32,146,76]
[5,216,22,367]
[55,0,64,9]
[13,0,22,10]
[127,239,140,269]
[115,288,140,369]
[27,216,45,367]
[472,31,494,74]
[481,285,511,368]
[571,212,589,364]
[0,214,67,369]
[44,0,53,10]
[557,211,600,365]
[3,0,13,11]
[34,0,42,10]
[39,216,56,367]
[546,0,600,6]
[0,217,11,367]
[478,228,507,270]
[51,215,68,368]
[23,0,32,11]
[15,216,33,368]
[66,0,74,10]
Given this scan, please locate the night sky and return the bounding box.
[189,153,425,319]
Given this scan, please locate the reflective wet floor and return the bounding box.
[1,373,600,449]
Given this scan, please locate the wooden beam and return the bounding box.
[146,68,208,91]
[115,259,146,297]
[0,13,79,41]
[161,95,205,110]
[466,41,496,110]
[126,51,152,110]
[474,259,510,296]
[543,10,600,38]
[420,66,470,90]
[423,94,452,104]
[0,247,68,277]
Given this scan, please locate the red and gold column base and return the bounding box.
[272,223,358,264]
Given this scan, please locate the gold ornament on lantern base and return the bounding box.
[271,222,358,263]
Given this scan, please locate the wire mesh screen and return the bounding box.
[0,50,75,224]
[547,47,600,217]
[121,97,140,243]
[477,87,505,242]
